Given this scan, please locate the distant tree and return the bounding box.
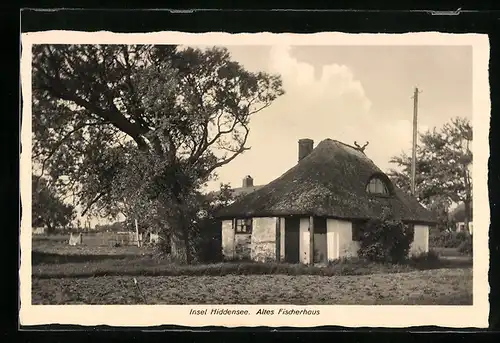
[32,44,284,263]
[388,117,472,230]
[32,175,76,233]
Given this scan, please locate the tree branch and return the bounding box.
[81,192,105,217]
[205,124,250,176]
[37,63,150,150]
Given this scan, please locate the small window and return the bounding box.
[234,218,252,234]
[366,177,389,195]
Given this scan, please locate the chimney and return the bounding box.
[242,175,254,188]
[298,139,314,162]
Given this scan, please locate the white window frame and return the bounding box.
[366,177,389,195]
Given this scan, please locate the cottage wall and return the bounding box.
[299,218,310,264]
[326,219,358,260]
[234,234,252,259]
[279,217,285,261]
[410,224,429,256]
[251,217,277,262]
[221,220,235,259]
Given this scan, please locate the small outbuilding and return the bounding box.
[449,202,473,234]
[215,138,437,264]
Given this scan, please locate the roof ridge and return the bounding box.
[321,138,366,152]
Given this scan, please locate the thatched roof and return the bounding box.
[231,185,265,198]
[215,139,438,224]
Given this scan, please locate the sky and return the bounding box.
[78,44,473,227]
[201,44,473,192]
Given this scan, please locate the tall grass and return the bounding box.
[32,251,470,279]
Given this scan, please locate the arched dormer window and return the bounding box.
[366,176,390,195]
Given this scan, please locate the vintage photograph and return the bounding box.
[20,32,490,328]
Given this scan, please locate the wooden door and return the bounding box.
[284,217,300,263]
[313,217,328,263]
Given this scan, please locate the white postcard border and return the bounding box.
[20,31,490,328]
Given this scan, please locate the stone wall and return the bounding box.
[221,220,235,259]
[251,217,277,262]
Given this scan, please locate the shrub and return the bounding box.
[408,250,441,269]
[357,212,414,264]
[457,235,473,255]
[429,230,470,248]
[191,218,223,263]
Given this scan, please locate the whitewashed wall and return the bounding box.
[251,217,277,262]
[234,233,252,258]
[299,218,310,264]
[410,224,429,256]
[279,217,285,261]
[327,219,358,260]
[221,220,234,259]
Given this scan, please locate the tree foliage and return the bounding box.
[32,44,284,263]
[388,117,473,229]
[32,175,76,233]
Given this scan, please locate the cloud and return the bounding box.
[268,46,371,113]
[256,46,372,140]
[209,46,377,191]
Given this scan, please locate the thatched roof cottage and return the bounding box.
[215,138,437,264]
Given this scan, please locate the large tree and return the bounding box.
[32,175,76,233]
[388,117,473,230]
[32,44,284,262]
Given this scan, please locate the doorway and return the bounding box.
[284,217,300,263]
[313,217,328,263]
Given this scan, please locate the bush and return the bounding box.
[457,235,473,255]
[191,218,223,263]
[408,250,441,269]
[429,230,470,248]
[357,213,414,264]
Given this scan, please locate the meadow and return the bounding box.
[30,233,473,305]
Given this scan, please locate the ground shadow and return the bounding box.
[32,251,140,265]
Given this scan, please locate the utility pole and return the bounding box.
[411,87,421,196]
[135,218,141,247]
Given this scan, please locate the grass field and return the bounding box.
[30,235,473,305]
[32,268,472,305]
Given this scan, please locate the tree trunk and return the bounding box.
[167,210,193,264]
[46,222,54,235]
[170,229,188,263]
[463,199,471,235]
[463,162,472,235]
